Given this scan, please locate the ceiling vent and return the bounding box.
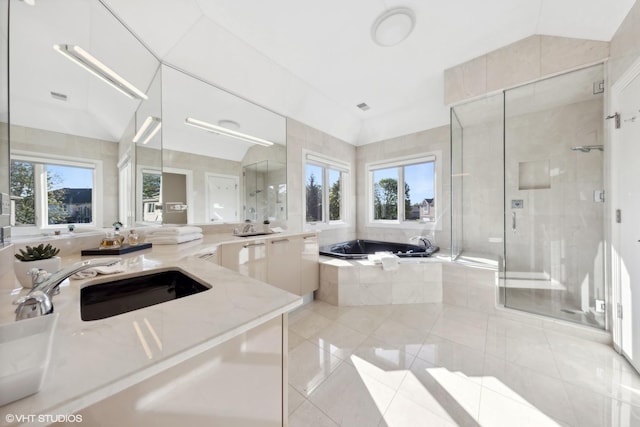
[50,91,67,101]
[356,102,370,111]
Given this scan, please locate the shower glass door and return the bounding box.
[503,64,606,328]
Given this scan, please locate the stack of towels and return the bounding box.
[143,226,203,245]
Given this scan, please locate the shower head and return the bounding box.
[571,145,604,153]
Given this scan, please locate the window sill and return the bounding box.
[304,221,351,232]
[366,221,442,231]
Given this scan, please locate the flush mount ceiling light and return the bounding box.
[371,7,416,47]
[217,119,241,130]
[53,44,148,100]
[184,117,274,147]
[133,116,162,145]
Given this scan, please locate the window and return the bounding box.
[367,154,439,227]
[142,172,162,223]
[304,152,349,226]
[10,153,101,230]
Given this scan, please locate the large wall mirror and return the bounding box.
[158,65,287,225]
[9,0,287,235]
[9,0,159,234]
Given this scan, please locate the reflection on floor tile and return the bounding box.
[310,362,395,427]
[308,322,368,360]
[288,301,640,427]
[289,340,343,397]
[289,385,306,415]
[289,400,338,427]
[379,392,456,427]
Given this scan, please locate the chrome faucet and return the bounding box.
[13,258,121,321]
[241,223,254,233]
[410,236,432,248]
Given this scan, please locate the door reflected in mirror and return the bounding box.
[160,65,287,225]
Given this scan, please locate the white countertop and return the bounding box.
[0,233,304,426]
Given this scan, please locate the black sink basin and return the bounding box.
[80,270,210,321]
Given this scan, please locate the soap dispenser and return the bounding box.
[113,221,125,244]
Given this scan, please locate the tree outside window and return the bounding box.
[305,160,346,225]
[10,159,95,227]
[370,159,435,224]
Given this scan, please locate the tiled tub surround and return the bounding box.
[318,257,444,306]
[317,256,499,309]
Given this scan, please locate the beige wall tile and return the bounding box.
[540,36,609,76]
[286,118,356,243]
[444,55,487,105]
[486,36,541,93]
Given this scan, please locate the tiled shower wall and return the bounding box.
[504,98,605,306]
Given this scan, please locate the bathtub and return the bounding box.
[319,239,439,260]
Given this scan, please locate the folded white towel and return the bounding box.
[381,255,399,271]
[368,252,399,271]
[145,226,203,236]
[70,264,126,280]
[145,233,203,245]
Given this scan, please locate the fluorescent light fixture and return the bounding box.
[133,116,162,145]
[53,44,148,100]
[184,117,274,147]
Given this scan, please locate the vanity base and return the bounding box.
[63,315,287,427]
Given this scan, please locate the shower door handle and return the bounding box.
[512,212,516,233]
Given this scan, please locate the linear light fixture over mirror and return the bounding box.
[53,44,148,100]
[184,117,274,147]
[133,116,162,144]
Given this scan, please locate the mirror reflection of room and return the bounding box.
[8,0,287,234]
[160,65,286,226]
[8,0,158,235]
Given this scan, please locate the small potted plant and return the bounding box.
[14,243,61,288]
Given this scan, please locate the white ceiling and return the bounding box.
[102,0,634,145]
[161,65,286,162]
[10,0,158,142]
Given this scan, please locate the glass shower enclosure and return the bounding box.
[451,64,606,329]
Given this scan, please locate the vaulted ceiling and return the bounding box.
[17,0,638,146]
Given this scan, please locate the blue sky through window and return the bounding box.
[373,162,434,202]
[46,165,93,190]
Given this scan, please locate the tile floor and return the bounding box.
[287,300,640,427]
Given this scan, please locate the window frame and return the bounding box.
[10,150,103,235]
[366,152,442,230]
[303,151,350,230]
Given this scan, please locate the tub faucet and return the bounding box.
[13,258,121,321]
[410,236,432,248]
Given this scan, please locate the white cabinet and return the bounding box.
[218,239,268,283]
[71,316,286,427]
[267,237,302,295]
[217,233,319,297]
[300,233,319,295]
